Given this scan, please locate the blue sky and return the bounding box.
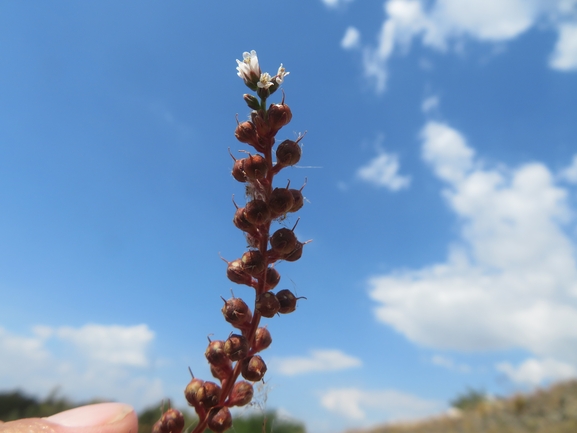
[1,1,577,432]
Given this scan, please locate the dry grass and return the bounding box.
[349,380,577,433]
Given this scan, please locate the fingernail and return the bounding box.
[46,403,133,427]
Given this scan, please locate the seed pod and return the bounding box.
[229,381,254,407]
[265,267,281,290]
[224,334,249,361]
[270,228,298,255]
[184,378,204,408]
[283,241,303,262]
[241,250,266,277]
[255,292,280,318]
[226,259,252,285]
[268,103,292,132]
[241,355,267,382]
[205,340,228,367]
[207,406,232,433]
[268,187,295,216]
[235,121,258,146]
[231,158,246,182]
[221,297,252,328]
[288,188,304,212]
[152,420,164,433]
[158,409,185,433]
[276,139,301,166]
[254,327,272,352]
[233,207,254,232]
[276,289,298,314]
[243,154,268,180]
[244,199,271,225]
[196,381,221,410]
[252,111,272,140]
[245,232,260,249]
[210,358,233,381]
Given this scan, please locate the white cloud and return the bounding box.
[559,154,577,183]
[357,152,411,191]
[273,349,362,376]
[421,95,440,113]
[320,387,441,421]
[321,0,354,8]
[368,120,577,386]
[343,0,577,92]
[342,26,361,49]
[0,323,163,409]
[431,354,471,372]
[497,358,577,386]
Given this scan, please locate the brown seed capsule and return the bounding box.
[152,420,165,433]
[288,188,304,212]
[196,381,221,410]
[224,334,249,361]
[276,289,298,314]
[184,378,204,408]
[245,232,260,249]
[221,297,252,328]
[241,250,266,277]
[276,139,301,166]
[235,121,258,146]
[226,259,252,285]
[228,381,254,407]
[270,228,298,255]
[283,241,303,262]
[255,292,280,318]
[267,103,292,132]
[244,199,271,225]
[205,340,228,367]
[210,358,233,381]
[254,327,272,352]
[233,207,254,232]
[268,187,295,216]
[207,406,232,433]
[252,111,272,140]
[241,355,267,382]
[243,154,268,180]
[159,409,185,433]
[265,267,281,290]
[231,158,246,182]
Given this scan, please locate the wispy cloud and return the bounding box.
[320,0,354,9]
[272,349,362,376]
[342,27,361,49]
[357,151,411,191]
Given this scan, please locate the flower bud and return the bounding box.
[159,409,185,433]
[242,154,268,180]
[254,327,272,352]
[255,292,280,318]
[241,355,267,382]
[235,121,258,146]
[229,381,254,407]
[221,297,252,328]
[184,378,204,407]
[233,207,254,232]
[268,187,295,217]
[197,381,221,410]
[288,188,304,212]
[210,358,233,381]
[270,228,298,255]
[244,199,271,225]
[224,334,249,361]
[265,267,281,290]
[267,103,292,133]
[226,258,252,285]
[276,139,301,166]
[207,406,232,433]
[276,289,298,314]
[244,94,260,111]
[283,241,303,262]
[205,340,228,367]
[241,250,266,277]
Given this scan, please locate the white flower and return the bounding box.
[236,50,260,82]
[257,72,274,89]
[275,63,290,84]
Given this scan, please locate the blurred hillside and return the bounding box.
[350,380,577,433]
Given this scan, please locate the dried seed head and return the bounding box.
[265,267,281,290]
[288,188,304,212]
[245,232,260,249]
[224,334,249,361]
[270,228,298,255]
[184,378,204,407]
[235,121,258,146]
[252,111,272,140]
[231,158,246,182]
[241,250,266,277]
[210,358,233,381]
[233,207,254,232]
[241,355,267,382]
[268,187,295,217]
[267,103,292,133]
[276,289,298,314]
[254,327,272,352]
[283,241,304,262]
[221,297,252,328]
[196,381,222,410]
[276,139,301,166]
[229,380,254,407]
[255,291,280,318]
[207,406,233,433]
[205,340,228,367]
[158,409,185,433]
[152,420,164,433]
[244,199,271,225]
[226,259,252,285]
[242,154,268,180]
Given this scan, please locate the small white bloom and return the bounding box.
[257,72,274,89]
[275,63,290,84]
[236,50,260,82]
